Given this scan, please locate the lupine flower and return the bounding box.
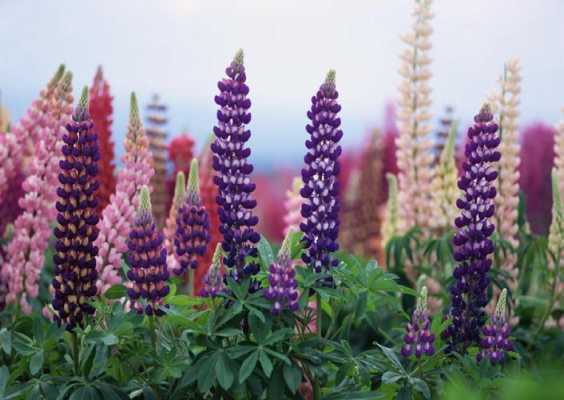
[283,177,304,236]
[126,186,169,316]
[145,94,169,227]
[200,243,226,298]
[211,49,260,282]
[89,66,116,214]
[195,139,221,294]
[264,232,299,314]
[443,104,501,352]
[519,123,555,235]
[0,104,9,132]
[300,70,343,280]
[401,287,435,358]
[51,87,99,330]
[431,121,460,231]
[396,0,435,231]
[2,71,73,314]
[167,133,195,212]
[164,172,186,274]
[0,65,65,201]
[477,288,513,364]
[165,171,186,254]
[382,102,399,188]
[492,59,521,291]
[95,93,154,294]
[382,173,402,248]
[174,159,210,277]
[554,108,564,197]
[546,170,564,329]
[340,170,361,254]
[355,128,385,261]
[434,106,456,164]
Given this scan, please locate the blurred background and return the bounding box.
[1,0,563,242]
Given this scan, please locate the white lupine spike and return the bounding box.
[493,58,522,293]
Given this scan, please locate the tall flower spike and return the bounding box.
[443,104,501,352]
[401,286,435,358]
[300,70,343,282]
[546,170,564,329]
[382,173,402,248]
[95,93,155,294]
[431,121,460,231]
[478,288,513,364]
[51,87,99,330]
[89,66,116,214]
[211,49,261,282]
[396,0,435,231]
[264,231,299,314]
[493,59,521,291]
[283,177,304,236]
[126,186,169,316]
[434,106,455,164]
[165,171,186,254]
[0,65,64,209]
[2,71,74,314]
[174,159,210,277]
[555,108,564,197]
[200,243,226,297]
[196,137,221,294]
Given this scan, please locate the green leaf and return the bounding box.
[29,350,44,375]
[69,386,100,400]
[239,350,259,383]
[215,352,234,390]
[382,371,403,384]
[259,350,273,377]
[257,235,275,269]
[228,345,257,359]
[0,329,11,355]
[249,312,270,343]
[283,364,301,394]
[0,366,8,398]
[377,344,404,373]
[104,284,127,300]
[411,378,431,399]
[93,383,123,400]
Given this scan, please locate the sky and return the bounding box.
[0,0,563,169]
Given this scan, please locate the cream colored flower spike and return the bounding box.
[396,0,435,231]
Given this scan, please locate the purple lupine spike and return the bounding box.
[200,243,226,298]
[211,49,260,283]
[300,70,342,283]
[126,186,170,316]
[443,104,501,352]
[401,287,435,358]
[174,159,210,277]
[478,288,513,364]
[52,87,99,330]
[264,231,299,314]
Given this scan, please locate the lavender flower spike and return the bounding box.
[300,70,343,282]
[264,231,299,314]
[211,49,260,282]
[444,103,501,351]
[126,186,170,316]
[401,286,435,358]
[200,243,226,298]
[174,158,210,277]
[52,87,99,330]
[478,288,513,364]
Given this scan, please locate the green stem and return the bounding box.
[534,258,561,341]
[316,292,322,337]
[189,269,195,297]
[70,331,80,375]
[149,316,158,353]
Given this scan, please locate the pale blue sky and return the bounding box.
[1,0,563,168]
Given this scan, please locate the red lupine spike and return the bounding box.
[89,66,116,213]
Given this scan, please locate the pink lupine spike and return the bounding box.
[0,65,65,207]
[95,93,155,294]
[1,71,73,314]
[283,177,304,236]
